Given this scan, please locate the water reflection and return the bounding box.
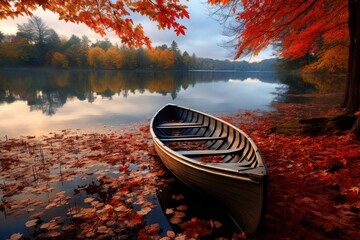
[0,68,345,137]
[0,69,284,113]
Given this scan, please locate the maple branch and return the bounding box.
[94,0,105,29]
[263,0,319,35]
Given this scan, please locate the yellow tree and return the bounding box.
[104,46,123,69]
[159,49,175,69]
[148,48,175,69]
[88,46,105,68]
[303,45,349,73]
[147,48,161,68]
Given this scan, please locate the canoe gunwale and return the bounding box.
[150,103,268,181]
[150,104,266,168]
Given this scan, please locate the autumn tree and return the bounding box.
[121,46,138,69]
[0,35,32,65]
[62,35,87,67]
[148,48,175,69]
[170,40,184,68]
[303,44,348,73]
[209,0,359,134]
[88,46,105,68]
[104,46,123,69]
[51,52,68,68]
[0,0,189,48]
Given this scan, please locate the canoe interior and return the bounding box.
[152,104,264,168]
[151,104,268,234]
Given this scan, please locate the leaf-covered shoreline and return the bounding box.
[1,99,359,239]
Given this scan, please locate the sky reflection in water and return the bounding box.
[0,70,289,138]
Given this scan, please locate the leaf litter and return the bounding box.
[1,97,359,239]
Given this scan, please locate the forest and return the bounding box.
[0,16,277,71]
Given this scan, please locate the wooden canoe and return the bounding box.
[150,104,268,233]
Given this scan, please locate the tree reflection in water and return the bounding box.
[0,68,345,138]
[0,68,291,116]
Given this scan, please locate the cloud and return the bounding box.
[0,2,272,61]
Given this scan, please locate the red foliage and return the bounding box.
[223,103,360,239]
[180,217,213,238]
[1,0,189,48]
[209,0,348,59]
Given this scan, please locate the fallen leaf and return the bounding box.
[176,205,187,211]
[170,216,182,224]
[165,208,174,214]
[167,230,176,238]
[172,194,184,200]
[84,197,95,203]
[10,233,23,240]
[137,206,152,216]
[25,219,38,227]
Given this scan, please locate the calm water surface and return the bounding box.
[1,68,345,138]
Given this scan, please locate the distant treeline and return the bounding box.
[0,16,276,71]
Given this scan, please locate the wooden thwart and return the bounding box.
[177,148,242,157]
[156,122,207,129]
[159,136,226,142]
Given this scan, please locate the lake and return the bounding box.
[0,68,345,138]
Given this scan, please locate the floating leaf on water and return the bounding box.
[170,216,182,224]
[9,233,23,240]
[147,223,160,234]
[173,211,185,219]
[84,197,95,204]
[176,205,187,211]
[125,213,143,227]
[167,230,176,238]
[46,231,61,238]
[40,223,51,229]
[25,219,38,227]
[165,208,174,215]
[137,206,152,216]
[172,194,184,200]
[45,202,57,209]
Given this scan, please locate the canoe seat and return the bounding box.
[177,148,242,157]
[159,136,226,142]
[156,122,207,129]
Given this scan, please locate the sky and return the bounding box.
[0,1,273,62]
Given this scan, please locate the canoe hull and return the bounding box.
[150,104,268,233]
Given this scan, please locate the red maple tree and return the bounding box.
[209,0,359,119]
